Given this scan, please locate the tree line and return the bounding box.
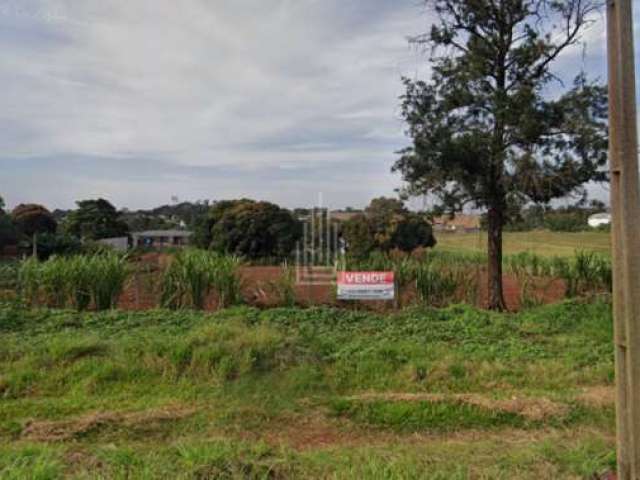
[0,195,437,261]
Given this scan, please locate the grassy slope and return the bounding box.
[0,300,616,479]
[435,230,611,257]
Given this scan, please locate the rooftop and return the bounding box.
[131,230,192,237]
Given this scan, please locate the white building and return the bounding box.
[587,213,612,228]
[131,230,192,248]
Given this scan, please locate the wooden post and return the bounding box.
[608,0,640,477]
[608,0,630,476]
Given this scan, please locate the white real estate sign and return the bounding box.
[336,271,395,300]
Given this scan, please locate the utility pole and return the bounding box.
[607,0,640,478]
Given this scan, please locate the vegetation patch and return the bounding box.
[21,405,195,442]
[347,393,569,422]
[0,299,617,477]
[329,398,528,432]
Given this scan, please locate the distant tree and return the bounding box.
[341,214,375,261]
[0,196,18,249]
[29,233,83,260]
[149,201,211,228]
[365,197,406,237]
[62,199,129,240]
[194,199,302,259]
[395,0,607,309]
[193,200,255,249]
[11,204,57,238]
[122,212,176,232]
[389,213,437,252]
[343,197,436,257]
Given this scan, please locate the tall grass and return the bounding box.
[161,249,242,310]
[0,261,18,291]
[18,253,128,310]
[505,250,612,299]
[344,250,481,307]
[341,249,611,309]
[271,264,297,307]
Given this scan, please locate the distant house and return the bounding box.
[588,213,611,228]
[131,230,192,249]
[432,214,481,233]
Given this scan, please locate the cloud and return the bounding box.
[0,0,635,210]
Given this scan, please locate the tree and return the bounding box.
[193,199,255,249]
[29,233,83,260]
[395,0,608,309]
[63,199,129,240]
[343,197,436,258]
[197,199,302,260]
[365,197,406,237]
[341,214,375,260]
[0,196,18,249]
[11,204,57,238]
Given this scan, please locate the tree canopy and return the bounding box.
[11,204,57,238]
[62,199,129,240]
[342,197,436,259]
[394,0,608,309]
[195,199,302,260]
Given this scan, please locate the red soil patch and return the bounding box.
[117,253,567,312]
[236,413,395,451]
[476,272,566,311]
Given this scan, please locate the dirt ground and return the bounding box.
[117,253,567,312]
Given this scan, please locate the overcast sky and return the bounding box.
[1,0,639,211]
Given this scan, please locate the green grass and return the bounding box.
[0,300,616,478]
[18,253,128,311]
[161,249,242,310]
[436,229,611,257]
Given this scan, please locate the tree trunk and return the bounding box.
[487,205,506,311]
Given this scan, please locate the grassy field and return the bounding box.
[0,300,616,479]
[435,230,611,257]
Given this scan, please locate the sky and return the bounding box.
[0,0,639,211]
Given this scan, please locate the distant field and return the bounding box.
[435,229,611,257]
